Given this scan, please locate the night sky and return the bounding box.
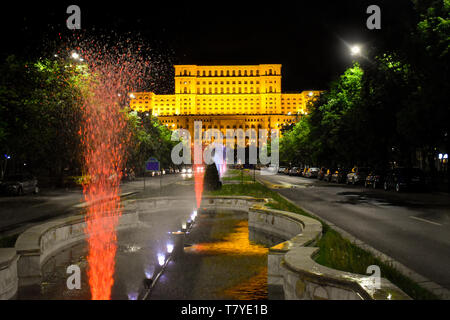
[1,0,416,91]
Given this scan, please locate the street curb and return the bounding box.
[257,176,450,300]
[72,191,139,208]
[0,191,140,240]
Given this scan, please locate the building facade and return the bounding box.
[129,64,321,137]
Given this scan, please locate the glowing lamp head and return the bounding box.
[166,243,174,254]
[350,45,361,56]
[157,253,165,266]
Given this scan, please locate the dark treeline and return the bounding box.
[0,54,176,187]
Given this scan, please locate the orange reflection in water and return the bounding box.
[188,221,267,256]
[222,267,268,300]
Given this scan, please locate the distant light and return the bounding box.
[129,93,136,99]
[444,154,448,159]
[145,112,150,116]
[387,293,392,300]
[157,253,165,266]
[308,91,313,97]
[4,154,10,159]
[350,45,361,56]
[439,153,443,160]
[182,222,187,230]
[71,52,80,60]
[166,243,174,254]
[117,93,121,97]
[54,54,58,58]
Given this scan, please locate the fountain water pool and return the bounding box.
[15,204,284,300]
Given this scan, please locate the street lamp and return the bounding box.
[350,45,361,56]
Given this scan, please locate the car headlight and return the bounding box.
[188,168,192,173]
[182,168,186,173]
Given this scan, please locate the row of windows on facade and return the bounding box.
[179,69,277,77]
[135,96,301,102]
[161,118,292,123]
[181,87,280,94]
[194,80,264,85]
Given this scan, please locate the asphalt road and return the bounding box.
[258,172,450,290]
[0,173,185,235]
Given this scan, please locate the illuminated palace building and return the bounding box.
[130,64,321,138]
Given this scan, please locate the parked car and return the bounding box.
[305,167,320,178]
[278,166,287,174]
[301,167,308,177]
[288,167,301,176]
[323,168,335,182]
[331,168,348,183]
[383,168,426,192]
[283,167,290,174]
[317,168,327,180]
[0,174,39,195]
[346,167,370,185]
[365,169,386,189]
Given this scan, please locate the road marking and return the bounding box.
[409,216,442,226]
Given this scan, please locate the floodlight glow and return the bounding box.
[127,292,138,300]
[166,243,174,254]
[444,154,448,159]
[145,265,155,279]
[439,153,443,159]
[157,253,165,266]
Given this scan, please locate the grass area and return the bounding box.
[222,175,254,182]
[0,233,19,248]
[207,181,439,300]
